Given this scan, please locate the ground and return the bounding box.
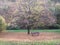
[0,32,60,42]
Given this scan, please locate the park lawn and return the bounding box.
[0,29,60,45]
[7,29,60,33]
[0,40,60,45]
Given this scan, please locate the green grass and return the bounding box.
[7,29,60,33]
[1,30,60,45]
[0,40,60,45]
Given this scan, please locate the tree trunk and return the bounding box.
[27,25,30,34]
[28,28,30,34]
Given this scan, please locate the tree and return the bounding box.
[0,16,6,32]
[10,0,56,34]
[0,0,56,34]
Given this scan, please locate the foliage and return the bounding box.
[9,0,56,29]
[0,16,6,32]
[55,5,60,25]
[0,0,57,29]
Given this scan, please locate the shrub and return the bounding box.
[0,16,6,32]
[48,24,60,29]
[6,25,20,30]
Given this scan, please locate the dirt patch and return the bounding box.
[0,32,60,42]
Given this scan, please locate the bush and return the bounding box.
[6,25,20,30]
[48,24,60,29]
[0,16,6,32]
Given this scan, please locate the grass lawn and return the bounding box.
[0,29,59,45]
[7,29,60,33]
[0,40,60,45]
